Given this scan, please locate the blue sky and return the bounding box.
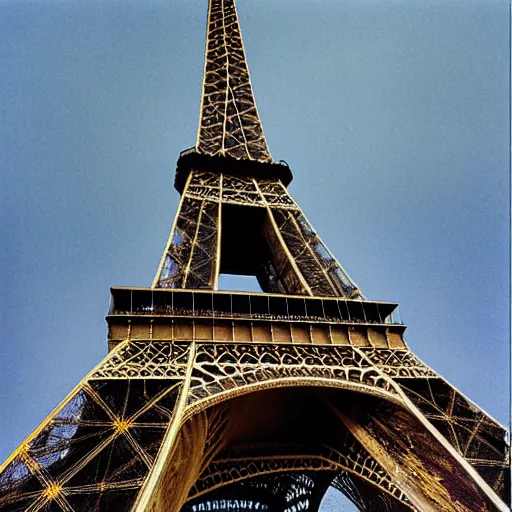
[1,0,509,508]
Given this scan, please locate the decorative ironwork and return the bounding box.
[0,355,182,511]
[186,343,397,412]
[358,348,437,378]
[332,471,413,512]
[186,471,335,512]
[397,377,510,499]
[154,171,362,298]
[196,0,271,162]
[2,340,507,510]
[1,0,509,510]
[188,443,412,508]
[91,341,190,379]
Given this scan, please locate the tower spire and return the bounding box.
[196,0,271,162]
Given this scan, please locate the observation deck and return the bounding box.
[106,287,407,351]
[174,148,293,193]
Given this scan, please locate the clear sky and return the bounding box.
[1,0,509,508]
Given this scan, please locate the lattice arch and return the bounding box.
[135,352,502,512]
[1,338,506,512]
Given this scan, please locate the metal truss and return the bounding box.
[1,0,509,510]
[196,0,271,162]
[1,339,508,511]
[154,171,361,299]
[185,471,336,512]
[187,443,413,509]
[331,471,413,512]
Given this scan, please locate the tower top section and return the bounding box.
[196,0,271,162]
[174,0,293,192]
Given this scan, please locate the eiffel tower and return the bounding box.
[1,1,509,511]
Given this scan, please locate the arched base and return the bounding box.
[180,387,413,511]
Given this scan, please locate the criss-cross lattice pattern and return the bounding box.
[154,171,361,298]
[357,349,437,378]
[186,342,397,413]
[357,349,509,500]
[185,472,334,512]
[91,341,190,379]
[2,0,510,507]
[332,471,413,512]
[1,339,509,510]
[157,196,220,290]
[188,443,412,508]
[396,378,510,499]
[196,0,271,162]
[0,376,181,511]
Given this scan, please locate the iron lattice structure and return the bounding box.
[0,0,509,511]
